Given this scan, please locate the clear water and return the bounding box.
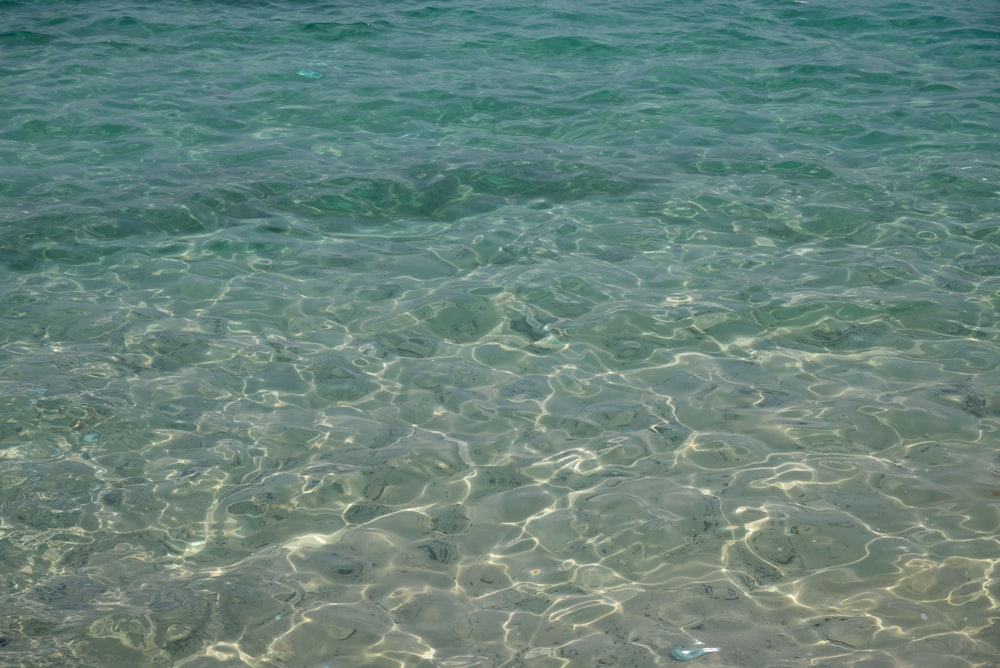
[1,1,998,666]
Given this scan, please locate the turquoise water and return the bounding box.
[1,0,999,666]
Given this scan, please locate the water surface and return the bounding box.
[1,1,999,666]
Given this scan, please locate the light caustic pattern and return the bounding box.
[1,225,998,667]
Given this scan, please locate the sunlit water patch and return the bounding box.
[1,0,999,666]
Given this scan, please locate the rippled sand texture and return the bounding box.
[2,0,999,666]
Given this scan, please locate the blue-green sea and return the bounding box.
[2,1,999,666]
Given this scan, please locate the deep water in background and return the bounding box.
[1,1,999,666]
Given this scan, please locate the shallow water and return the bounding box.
[1,0,999,666]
